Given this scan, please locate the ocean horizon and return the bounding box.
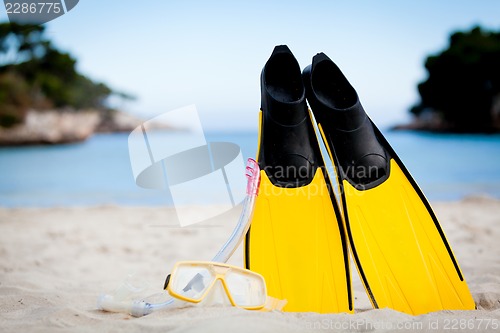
[1,130,499,207]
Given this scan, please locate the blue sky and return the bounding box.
[2,0,500,131]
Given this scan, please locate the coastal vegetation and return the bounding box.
[408,26,500,133]
[0,22,138,144]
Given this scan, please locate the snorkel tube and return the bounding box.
[211,158,260,263]
[97,158,261,317]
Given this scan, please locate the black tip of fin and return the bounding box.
[304,52,390,189]
[259,45,322,187]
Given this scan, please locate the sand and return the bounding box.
[0,197,499,332]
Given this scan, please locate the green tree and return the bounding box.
[0,71,31,127]
[0,22,129,128]
[0,22,47,64]
[411,26,500,132]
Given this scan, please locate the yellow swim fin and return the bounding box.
[244,45,353,313]
[303,52,475,315]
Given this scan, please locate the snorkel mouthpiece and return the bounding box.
[97,294,153,317]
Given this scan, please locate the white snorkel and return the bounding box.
[97,158,261,317]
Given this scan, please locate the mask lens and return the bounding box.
[169,264,214,302]
[224,269,266,307]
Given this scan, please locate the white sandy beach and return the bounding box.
[0,197,499,332]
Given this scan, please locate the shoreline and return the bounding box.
[0,109,178,147]
[1,194,498,209]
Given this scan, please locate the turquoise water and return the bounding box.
[0,130,499,207]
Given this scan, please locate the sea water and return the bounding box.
[0,130,499,207]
